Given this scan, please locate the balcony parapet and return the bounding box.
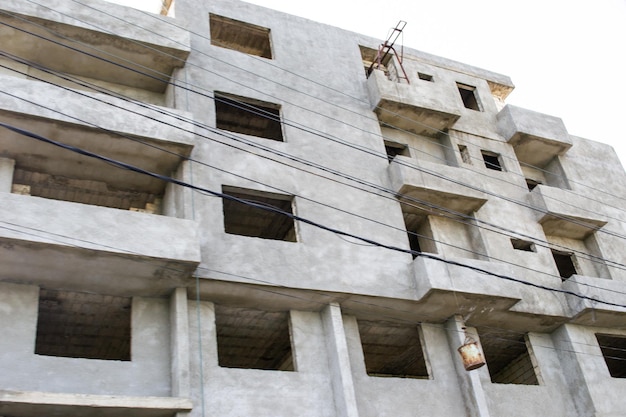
[529,184,607,239]
[563,275,626,327]
[0,0,190,93]
[389,156,487,216]
[367,69,461,137]
[0,193,200,295]
[497,105,572,167]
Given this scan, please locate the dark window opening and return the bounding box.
[458,145,471,164]
[511,238,536,252]
[209,14,272,59]
[384,140,409,162]
[215,92,283,141]
[357,319,429,379]
[481,151,502,171]
[551,249,577,280]
[596,334,626,378]
[526,178,542,191]
[407,231,422,259]
[35,289,131,361]
[478,329,539,385]
[418,72,433,82]
[215,304,294,371]
[222,186,296,241]
[457,83,481,111]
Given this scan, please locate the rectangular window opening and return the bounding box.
[215,92,283,141]
[511,238,536,252]
[478,329,540,385]
[35,289,131,361]
[418,72,433,82]
[458,145,471,164]
[481,151,503,171]
[222,186,297,242]
[551,249,577,280]
[209,14,272,59]
[357,319,430,379]
[384,140,410,162]
[596,334,626,378]
[215,304,295,371]
[457,83,482,111]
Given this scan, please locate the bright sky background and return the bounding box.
[110,0,626,167]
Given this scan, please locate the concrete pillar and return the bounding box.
[170,287,190,397]
[321,303,360,417]
[0,158,15,193]
[445,315,491,417]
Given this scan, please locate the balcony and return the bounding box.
[0,192,201,295]
[0,0,190,94]
[388,156,487,216]
[0,75,194,213]
[497,105,572,167]
[529,185,607,239]
[366,69,461,137]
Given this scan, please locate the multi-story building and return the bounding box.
[0,0,625,416]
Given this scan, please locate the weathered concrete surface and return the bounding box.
[1,0,625,416]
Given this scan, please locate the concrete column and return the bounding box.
[445,315,491,417]
[321,303,360,417]
[0,158,15,193]
[170,287,190,397]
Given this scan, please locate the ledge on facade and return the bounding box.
[563,275,626,327]
[496,105,572,167]
[0,0,190,93]
[367,69,461,137]
[389,156,487,217]
[0,193,200,296]
[0,390,192,417]
[529,185,607,239]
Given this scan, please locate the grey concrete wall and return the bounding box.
[0,282,171,397]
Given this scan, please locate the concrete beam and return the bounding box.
[445,316,491,417]
[0,390,193,417]
[321,303,360,417]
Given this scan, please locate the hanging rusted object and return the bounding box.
[458,332,486,371]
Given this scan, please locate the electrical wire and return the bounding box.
[59,0,626,212]
[2,61,625,289]
[2,54,625,292]
[1,8,624,290]
[1,120,625,311]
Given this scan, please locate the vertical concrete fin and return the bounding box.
[321,303,360,417]
[170,287,191,397]
[445,315,491,417]
[0,157,15,193]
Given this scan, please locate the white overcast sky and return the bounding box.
[110,0,626,167]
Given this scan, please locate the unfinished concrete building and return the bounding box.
[0,1,625,416]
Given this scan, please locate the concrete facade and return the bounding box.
[0,1,625,416]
